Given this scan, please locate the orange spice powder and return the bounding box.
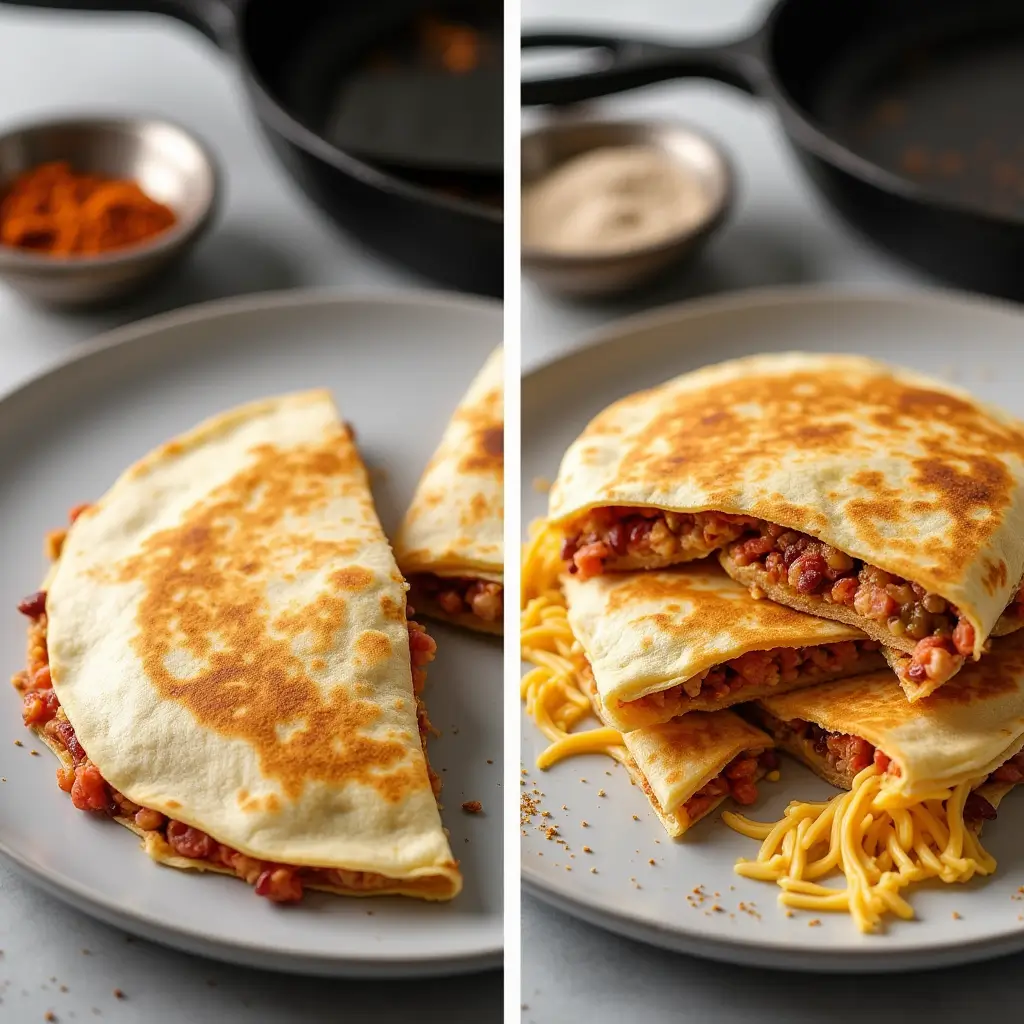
[0,161,176,257]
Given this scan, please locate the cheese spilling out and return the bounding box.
[520,589,626,769]
[723,765,995,933]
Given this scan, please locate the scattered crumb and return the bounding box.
[597,789,606,797]
[30,750,40,757]
[580,778,587,783]
[713,891,720,898]
[1,778,6,783]
[540,810,552,819]
[60,986,68,993]
[113,990,125,1000]
[582,846,592,854]
[649,859,656,866]
[486,759,493,765]
[785,910,794,918]
[631,814,639,821]
[45,1013,56,1022]
[730,886,735,891]
[581,820,589,827]
[808,919,821,928]
[532,477,552,493]
[565,866,572,872]
[590,867,598,874]
[14,740,22,747]
[461,801,483,814]
[952,912,962,920]
[711,905,724,913]
[561,804,568,811]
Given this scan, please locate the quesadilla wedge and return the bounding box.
[746,630,1024,821]
[12,391,461,903]
[395,347,503,635]
[564,561,885,731]
[542,352,1024,701]
[575,667,776,837]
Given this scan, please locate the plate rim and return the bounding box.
[0,286,503,978]
[521,283,1024,971]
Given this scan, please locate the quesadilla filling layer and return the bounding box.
[14,521,444,903]
[679,748,778,824]
[560,507,757,578]
[727,522,1024,677]
[409,573,504,626]
[627,639,882,720]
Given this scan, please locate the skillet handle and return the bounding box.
[521,28,768,105]
[0,0,237,49]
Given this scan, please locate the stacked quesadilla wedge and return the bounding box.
[540,352,1024,701]
[14,391,462,903]
[396,347,504,635]
[564,562,884,731]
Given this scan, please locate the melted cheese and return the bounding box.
[520,588,626,768]
[723,765,996,933]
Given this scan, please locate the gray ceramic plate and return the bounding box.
[0,289,502,978]
[521,286,1024,972]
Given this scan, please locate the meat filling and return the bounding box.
[561,506,1024,685]
[15,509,442,904]
[628,639,881,718]
[682,748,778,824]
[560,507,757,579]
[411,573,503,624]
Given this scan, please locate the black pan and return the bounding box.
[523,0,1024,300]
[4,0,503,297]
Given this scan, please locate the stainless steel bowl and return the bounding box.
[0,116,219,307]
[521,119,734,298]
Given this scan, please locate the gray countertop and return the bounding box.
[520,0,1024,1019]
[0,9,499,1021]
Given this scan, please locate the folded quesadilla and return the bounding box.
[544,352,1024,701]
[575,668,776,837]
[395,347,503,635]
[564,561,885,731]
[13,392,461,903]
[746,630,1024,821]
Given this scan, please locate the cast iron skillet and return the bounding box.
[523,0,1024,299]
[4,0,503,297]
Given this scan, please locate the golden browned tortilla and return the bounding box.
[564,561,882,731]
[395,347,503,635]
[43,391,461,899]
[547,352,1024,672]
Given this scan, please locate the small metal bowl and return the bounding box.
[0,116,219,308]
[521,119,734,298]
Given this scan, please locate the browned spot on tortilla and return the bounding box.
[457,386,503,475]
[266,793,281,813]
[333,566,374,591]
[354,629,392,666]
[166,799,180,809]
[983,558,1010,597]
[112,438,425,805]
[380,595,406,623]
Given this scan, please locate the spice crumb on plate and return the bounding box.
[808,919,821,928]
[952,911,962,920]
[113,989,125,1000]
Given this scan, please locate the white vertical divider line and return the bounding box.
[502,0,523,1017]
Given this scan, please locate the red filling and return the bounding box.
[629,639,880,716]
[682,748,778,823]
[411,574,503,624]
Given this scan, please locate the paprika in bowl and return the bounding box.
[0,115,219,307]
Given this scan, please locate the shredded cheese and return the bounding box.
[723,765,996,933]
[520,579,626,768]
